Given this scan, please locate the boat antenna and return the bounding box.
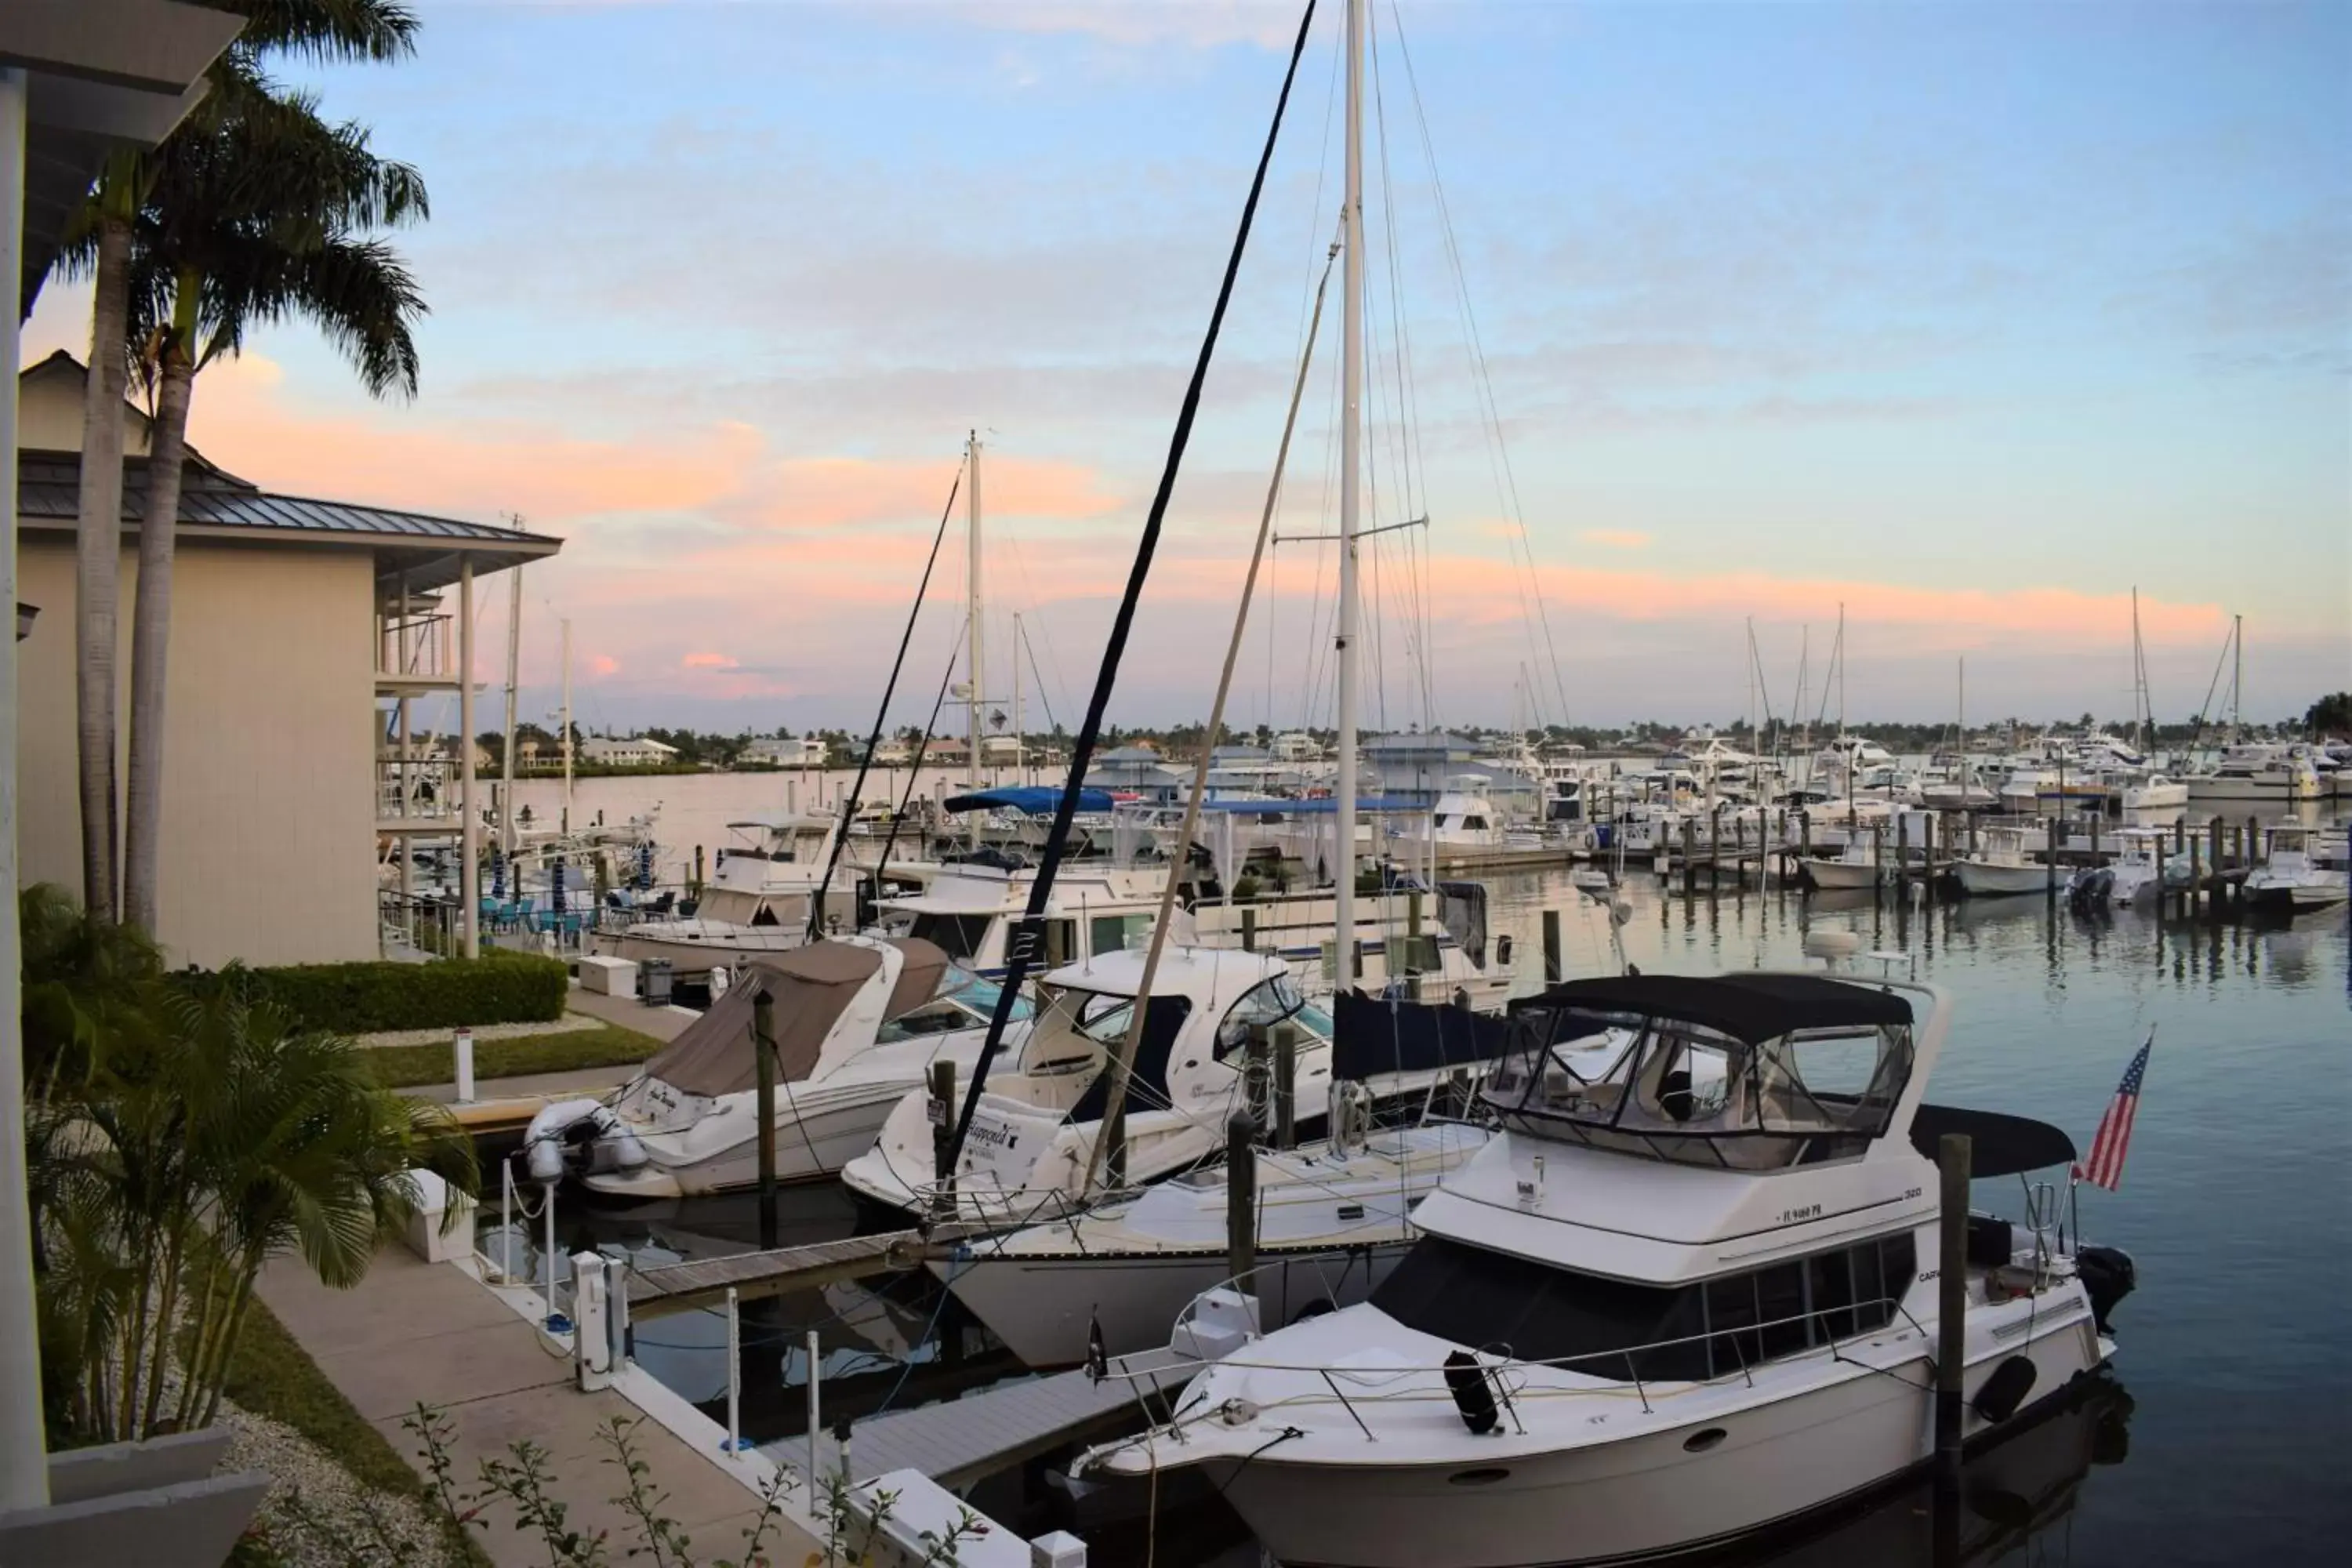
[805,457,966,941]
[946,0,1323,1171]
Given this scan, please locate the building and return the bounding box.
[1084,742,1187,804]
[872,737,913,766]
[12,354,560,967]
[742,735,828,768]
[579,735,680,768]
[1271,731,1323,762]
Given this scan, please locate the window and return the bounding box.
[1042,919,1075,968]
[1370,1237,1708,1381]
[1214,974,1309,1062]
[1694,1232,1918,1378]
[906,913,992,961]
[1462,815,1490,830]
[1091,913,1148,956]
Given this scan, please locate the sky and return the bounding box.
[26,0,2350,739]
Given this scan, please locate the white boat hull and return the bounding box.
[1211,1325,2106,1568]
[2184,775,2317,803]
[2244,875,2350,913]
[1800,857,1882,890]
[582,1078,913,1197]
[1951,859,2053,898]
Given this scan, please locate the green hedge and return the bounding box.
[187,953,568,1033]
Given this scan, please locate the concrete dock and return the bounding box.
[260,1247,823,1567]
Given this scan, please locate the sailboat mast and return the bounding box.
[2231,612,2242,738]
[559,616,573,832]
[1332,0,1365,982]
[967,431,985,838]
[1013,610,1025,786]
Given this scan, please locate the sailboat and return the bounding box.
[2118,588,2187,811]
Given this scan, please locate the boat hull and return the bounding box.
[942,1242,1410,1368]
[1211,1325,2106,1568]
[1952,859,2053,898]
[2245,877,2350,913]
[582,1080,909,1197]
[1800,857,1882,890]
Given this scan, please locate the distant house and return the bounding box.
[873,738,913,766]
[742,735,829,768]
[579,735,681,768]
[1271,731,1323,762]
[924,735,971,766]
[1086,743,1187,804]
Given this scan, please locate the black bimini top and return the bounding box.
[1908,1103,2077,1178]
[1510,973,1914,1046]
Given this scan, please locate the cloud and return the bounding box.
[1579,528,1650,550]
[588,655,620,677]
[681,652,739,670]
[940,2,1300,50]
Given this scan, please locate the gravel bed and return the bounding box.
[217,1397,458,1568]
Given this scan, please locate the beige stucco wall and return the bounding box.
[16,539,379,967]
[19,355,152,455]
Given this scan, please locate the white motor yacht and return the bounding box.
[2118,771,2188,811]
[2243,824,2349,913]
[593,815,869,977]
[2186,743,2323,804]
[2096,827,2184,906]
[1799,834,1888,891]
[842,949,1483,1230]
[1082,973,2131,1568]
[522,935,1026,1196]
[937,989,1533,1367]
[1952,826,2062,898]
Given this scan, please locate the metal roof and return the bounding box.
[15,448,561,590]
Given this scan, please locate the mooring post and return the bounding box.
[542,1181,565,1330]
[2190,837,2203,920]
[693,844,705,897]
[1245,1023,1272,1131]
[1873,823,1886,892]
[1240,905,1257,953]
[2246,815,2261,873]
[1799,810,1813,861]
[1936,1131,1973,1477]
[1922,814,1937,897]
[1541,907,1563,985]
[805,1329,822,1486]
[723,1287,742,1452]
[1681,816,1697,896]
[1225,1108,1258,1297]
[1272,1022,1298,1151]
[1896,814,1909,890]
[2045,818,2059,898]
[753,989,779,1251]
[928,1058,957,1216]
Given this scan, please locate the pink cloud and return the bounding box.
[1580,528,1652,550]
[681,652,739,670]
[589,654,621,677]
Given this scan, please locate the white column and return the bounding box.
[0,65,53,1512]
[459,555,479,957]
[502,564,521,855]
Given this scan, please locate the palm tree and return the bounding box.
[64,0,419,931]
[121,74,427,934]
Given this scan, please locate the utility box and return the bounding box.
[637,958,673,1007]
[401,1168,477,1265]
[577,954,637,997]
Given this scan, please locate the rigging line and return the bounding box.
[872,612,968,891]
[1368,4,1426,528]
[805,456,965,940]
[949,0,1322,1167]
[1001,528,1080,723]
[1018,614,1062,734]
[1387,2,1570,731]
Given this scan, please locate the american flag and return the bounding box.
[2074,1031,2154,1192]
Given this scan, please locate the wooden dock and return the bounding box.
[811,1345,1196,1490]
[626,1232,927,1318]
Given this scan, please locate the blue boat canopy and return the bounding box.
[942,786,1117,815]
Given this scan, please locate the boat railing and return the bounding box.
[1179,1291,1955,1435]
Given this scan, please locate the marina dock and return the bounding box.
[625,1231,931,1319]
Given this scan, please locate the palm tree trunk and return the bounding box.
[76,209,132,923]
[125,274,199,937]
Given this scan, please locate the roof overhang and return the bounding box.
[5,1,248,314]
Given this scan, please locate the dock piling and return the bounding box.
[754,989,778,1250]
[1541,908,1562,985]
[1935,1132,1972,1475]
[1272,1022,1298,1150]
[723,1287,743,1452]
[542,1181,565,1331]
[1225,1109,1258,1295]
[928,1058,958,1214]
[806,1329,822,1486]
[2190,837,2203,921]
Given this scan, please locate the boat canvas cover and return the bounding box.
[1331,989,1510,1081]
[1512,973,1913,1045]
[942,786,1117,815]
[880,938,953,1019]
[644,942,885,1097]
[1907,1103,2076,1178]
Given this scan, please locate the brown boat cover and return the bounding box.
[882,938,953,1021]
[644,942,884,1097]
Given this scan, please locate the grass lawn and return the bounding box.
[360,1021,664,1091]
[223,1298,493,1567]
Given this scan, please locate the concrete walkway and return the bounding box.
[260,1247,822,1568]
[566,985,701,1041]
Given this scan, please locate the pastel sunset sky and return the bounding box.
[28,0,2350,736]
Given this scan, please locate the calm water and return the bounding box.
[507,775,2351,1566]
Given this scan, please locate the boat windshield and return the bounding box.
[1480,1004,1914,1171]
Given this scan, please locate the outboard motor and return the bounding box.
[2068,866,2115,914]
[2076,1245,2137,1333]
[522,1098,648,1184]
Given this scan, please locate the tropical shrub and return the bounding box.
[183,952,568,1033]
